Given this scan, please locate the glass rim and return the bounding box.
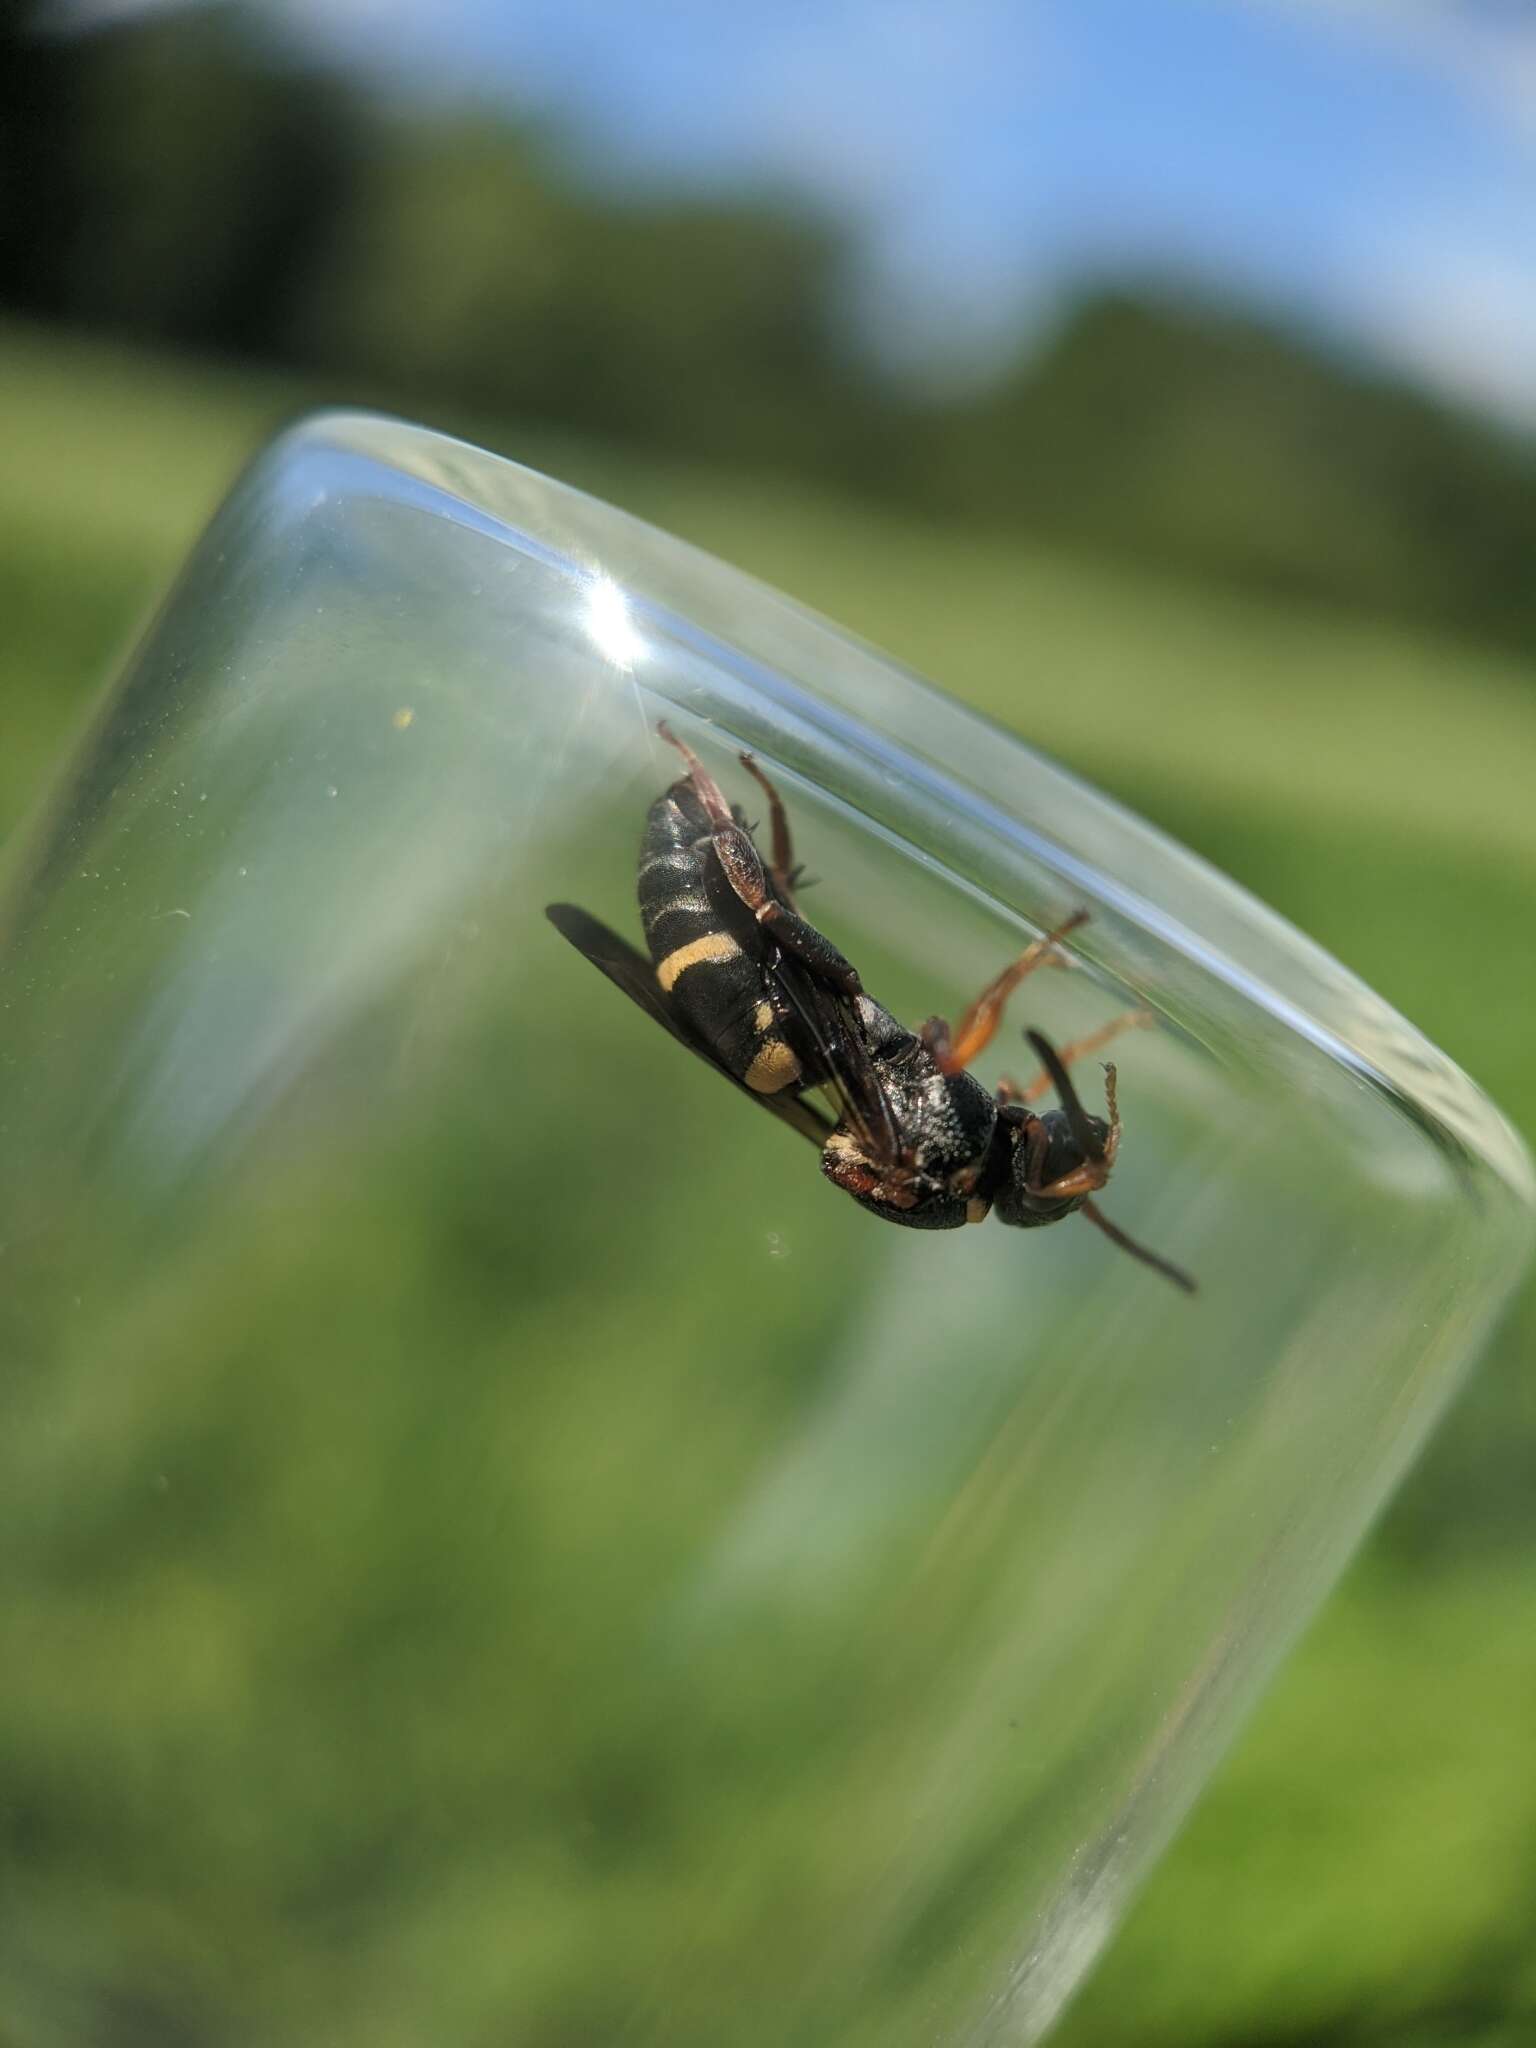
[201,405,1535,1215]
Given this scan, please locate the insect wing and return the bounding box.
[545,903,833,1148]
[768,951,903,1168]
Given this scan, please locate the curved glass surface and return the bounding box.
[0,413,1529,2048]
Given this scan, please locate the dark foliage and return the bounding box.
[5,0,1536,658]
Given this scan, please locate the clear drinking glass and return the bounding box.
[0,414,1529,2048]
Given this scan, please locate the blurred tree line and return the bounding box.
[6,0,1536,656]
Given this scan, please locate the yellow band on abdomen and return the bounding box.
[744,1038,803,1093]
[656,931,742,992]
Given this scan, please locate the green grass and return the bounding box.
[2,317,1534,2047]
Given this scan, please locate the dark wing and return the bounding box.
[545,903,834,1149]
[767,950,904,1169]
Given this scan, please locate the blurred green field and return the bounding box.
[3,317,1535,2046]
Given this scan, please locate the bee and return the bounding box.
[547,725,1194,1292]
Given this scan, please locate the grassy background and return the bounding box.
[3,317,1535,2045]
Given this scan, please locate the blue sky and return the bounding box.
[79,0,1536,421]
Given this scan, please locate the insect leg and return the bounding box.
[738,751,802,903]
[657,724,861,994]
[713,826,863,994]
[1000,1010,1153,1105]
[658,720,737,828]
[922,910,1089,1075]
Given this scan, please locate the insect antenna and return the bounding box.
[1027,1027,1195,1292]
[1080,1199,1197,1295]
[1025,1029,1104,1161]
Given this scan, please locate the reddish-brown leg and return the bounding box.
[998,1010,1153,1106]
[738,750,801,906]
[658,719,736,828]
[658,722,861,995]
[922,911,1089,1075]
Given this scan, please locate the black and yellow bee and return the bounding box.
[547,724,1194,1291]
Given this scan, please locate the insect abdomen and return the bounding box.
[638,782,804,1094]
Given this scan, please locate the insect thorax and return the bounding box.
[823,1003,1000,1228]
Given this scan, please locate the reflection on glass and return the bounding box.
[0,414,1528,2048]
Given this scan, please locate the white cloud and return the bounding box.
[1354,231,1536,427]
